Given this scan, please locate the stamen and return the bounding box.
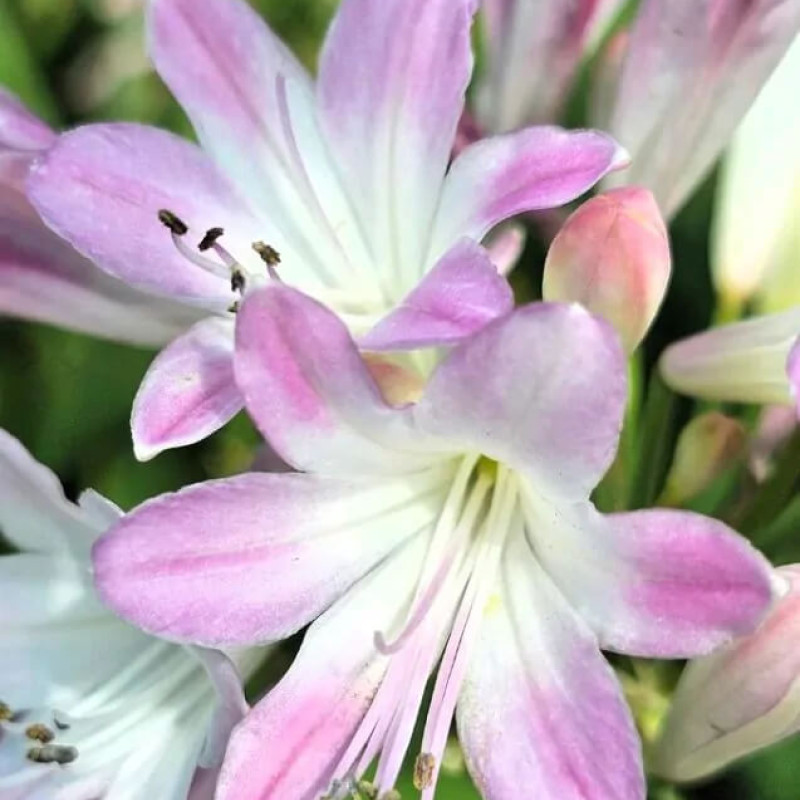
[27,744,79,765]
[413,754,436,790]
[356,780,379,799]
[157,209,188,236]
[0,701,12,721]
[198,227,225,252]
[26,724,55,743]
[253,241,282,280]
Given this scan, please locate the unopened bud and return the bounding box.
[660,413,746,506]
[543,187,671,353]
[653,566,797,782]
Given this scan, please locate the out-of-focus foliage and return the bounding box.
[1,1,800,797]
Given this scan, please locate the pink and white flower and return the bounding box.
[24,0,625,461]
[654,565,800,783]
[93,283,776,800]
[0,429,259,800]
[0,88,200,346]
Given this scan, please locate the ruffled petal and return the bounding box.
[27,123,262,307]
[234,285,439,475]
[522,494,776,658]
[92,469,449,646]
[430,126,626,261]
[360,239,513,351]
[217,534,427,800]
[457,528,644,800]
[318,0,477,283]
[413,302,627,500]
[131,317,241,460]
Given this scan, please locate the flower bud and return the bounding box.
[543,187,671,353]
[660,413,746,506]
[653,566,798,783]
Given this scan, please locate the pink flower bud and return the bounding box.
[654,566,797,783]
[543,187,671,352]
[661,412,746,506]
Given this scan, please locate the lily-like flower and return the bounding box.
[654,565,800,783]
[0,429,259,800]
[0,88,200,346]
[542,186,671,353]
[25,0,625,462]
[660,309,800,415]
[606,0,800,219]
[711,34,800,313]
[473,0,625,132]
[93,282,776,800]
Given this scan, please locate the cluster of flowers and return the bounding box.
[2,0,800,798]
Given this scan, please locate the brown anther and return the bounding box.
[413,753,436,790]
[228,300,241,314]
[356,781,379,799]
[231,269,246,294]
[252,241,281,266]
[26,724,55,744]
[27,744,79,765]
[0,701,12,721]
[158,209,188,236]
[198,227,225,252]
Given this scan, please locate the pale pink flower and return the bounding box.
[24,0,625,461]
[93,284,775,800]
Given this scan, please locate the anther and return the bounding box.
[53,715,70,731]
[413,753,436,790]
[158,209,188,236]
[228,300,241,314]
[356,781,378,799]
[252,241,281,266]
[199,227,225,252]
[231,269,246,294]
[27,744,79,765]
[26,724,55,744]
[0,701,12,721]
[379,791,401,800]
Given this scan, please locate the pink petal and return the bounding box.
[234,285,436,475]
[609,0,800,218]
[414,302,627,500]
[0,155,202,346]
[457,529,644,800]
[0,88,54,152]
[131,317,241,461]
[27,123,262,307]
[92,470,447,646]
[523,498,776,658]
[360,239,513,351]
[216,535,427,800]
[787,336,800,416]
[431,126,627,260]
[655,565,800,781]
[318,0,477,275]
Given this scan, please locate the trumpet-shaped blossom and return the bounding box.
[542,187,671,353]
[654,565,800,782]
[711,34,800,312]
[25,0,625,461]
[0,89,201,347]
[0,429,259,800]
[93,282,776,800]
[660,309,800,415]
[606,0,800,218]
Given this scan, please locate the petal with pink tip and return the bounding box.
[235,286,438,475]
[660,309,800,406]
[608,0,800,218]
[27,123,262,307]
[430,126,626,261]
[216,534,426,800]
[131,317,241,460]
[92,468,448,646]
[360,239,513,351]
[522,495,776,658]
[1,151,201,346]
[318,0,476,278]
[0,88,54,151]
[654,565,800,782]
[414,302,627,500]
[457,529,644,800]
[786,336,800,417]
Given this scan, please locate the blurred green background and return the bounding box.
[0,1,797,798]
